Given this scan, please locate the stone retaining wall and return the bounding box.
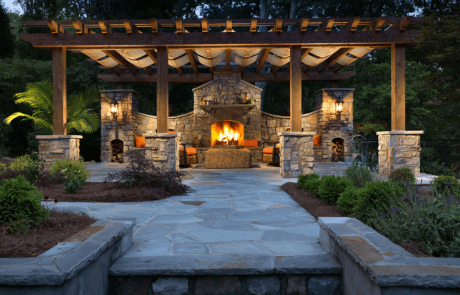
[280,132,315,178]
[36,135,82,164]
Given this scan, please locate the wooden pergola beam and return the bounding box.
[144,49,157,64]
[316,48,354,73]
[97,71,356,83]
[343,17,360,31]
[53,47,67,135]
[102,50,139,75]
[21,29,421,48]
[98,20,112,34]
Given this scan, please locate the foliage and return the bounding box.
[0,163,7,174]
[0,175,50,229]
[367,184,460,258]
[389,167,417,190]
[63,173,84,193]
[351,180,405,226]
[4,80,100,135]
[420,141,460,179]
[344,165,373,188]
[104,149,191,195]
[318,175,353,205]
[431,175,460,197]
[337,186,362,215]
[49,157,90,182]
[351,135,379,171]
[8,152,44,183]
[0,1,14,58]
[297,173,321,196]
[353,122,387,136]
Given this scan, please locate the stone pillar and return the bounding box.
[144,133,179,172]
[279,132,315,178]
[36,135,82,164]
[377,131,424,177]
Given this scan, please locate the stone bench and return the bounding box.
[204,147,251,169]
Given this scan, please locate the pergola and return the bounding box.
[21,16,423,135]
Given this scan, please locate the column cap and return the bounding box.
[279,132,316,136]
[377,131,424,135]
[36,135,83,139]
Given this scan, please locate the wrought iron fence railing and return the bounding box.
[421,138,460,168]
[351,134,379,171]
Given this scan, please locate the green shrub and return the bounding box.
[297,173,321,196]
[8,153,43,183]
[344,165,373,188]
[351,180,405,226]
[389,167,416,189]
[337,186,362,215]
[49,158,90,182]
[0,175,50,230]
[0,163,7,175]
[368,192,460,258]
[318,175,353,205]
[431,175,460,197]
[9,154,35,171]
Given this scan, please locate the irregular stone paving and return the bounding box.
[47,161,439,294]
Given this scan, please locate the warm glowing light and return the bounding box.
[218,122,240,142]
[335,101,343,113]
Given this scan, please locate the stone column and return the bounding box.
[144,133,179,172]
[36,135,82,164]
[377,131,424,177]
[279,132,315,178]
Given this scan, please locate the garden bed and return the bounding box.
[0,210,98,258]
[281,182,440,258]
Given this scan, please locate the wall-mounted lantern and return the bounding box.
[110,100,119,121]
[335,97,344,120]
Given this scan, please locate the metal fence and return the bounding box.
[421,138,460,168]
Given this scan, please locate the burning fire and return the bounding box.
[218,122,240,142]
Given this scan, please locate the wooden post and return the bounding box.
[290,45,302,132]
[391,44,405,130]
[53,47,67,135]
[157,46,168,133]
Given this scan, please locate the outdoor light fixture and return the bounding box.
[335,98,344,120]
[110,101,119,121]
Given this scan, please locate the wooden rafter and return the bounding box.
[71,20,83,34]
[250,18,257,32]
[98,20,111,34]
[256,48,271,74]
[300,18,309,32]
[98,71,356,83]
[275,18,283,33]
[176,19,183,33]
[272,65,280,73]
[150,19,158,33]
[46,19,62,35]
[144,50,157,63]
[343,17,360,31]
[226,19,232,32]
[102,50,138,75]
[301,48,313,60]
[186,49,198,74]
[316,48,354,73]
[319,19,334,32]
[201,19,208,33]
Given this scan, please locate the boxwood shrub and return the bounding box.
[318,175,353,205]
[297,173,321,196]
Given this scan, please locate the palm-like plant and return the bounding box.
[4,80,100,134]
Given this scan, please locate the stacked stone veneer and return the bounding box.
[377,131,424,177]
[280,132,315,178]
[205,147,251,169]
[36,135,82,164]
[100,83,352,166]
[100,90,139,163]
[144,133,179,171]
[315,88,354,162]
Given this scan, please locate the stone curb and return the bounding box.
[318,217,460,290]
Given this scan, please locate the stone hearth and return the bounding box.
[205,146,251,169]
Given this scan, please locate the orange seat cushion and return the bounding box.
[135,136,145,148]
[179,146,196,155]
[314,134,321,146]
[241,139,258,147]
[168,130,176,133]
[263,147,273,154]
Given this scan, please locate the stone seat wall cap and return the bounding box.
[100,89,140,95]
[315,88,355,94]
[144,133,178,138]
[377,131,424,135]
[279,132,316,136]
[36,135,83,139]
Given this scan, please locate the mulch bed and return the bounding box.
[280,182,436,258]
[1,182,177,258]
[0,210,98,258]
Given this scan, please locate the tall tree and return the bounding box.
[0,0,14,58]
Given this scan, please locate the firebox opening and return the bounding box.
[111,139,124,163]
[211,121,244,146]
[331,138,344,162]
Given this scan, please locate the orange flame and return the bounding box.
[218,122,240,142]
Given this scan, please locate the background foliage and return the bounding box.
[0,0,459,162]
